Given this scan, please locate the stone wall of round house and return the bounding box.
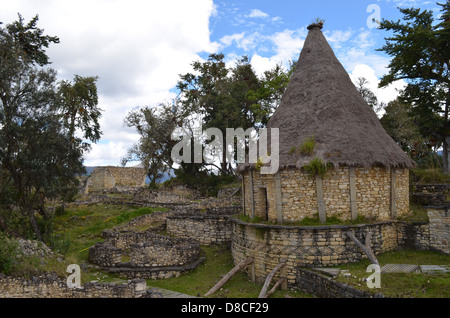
[242,167,409,223]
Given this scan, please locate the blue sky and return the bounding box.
[0,0,441,167]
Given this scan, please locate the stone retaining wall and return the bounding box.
[230,206,450,286]
[0,273,154,298]
[410,184,450,206]
[167,215,234,246]
[428,207,450,254]
[231,219,407,286]
[129,236,200,268]
[296,269,384,298]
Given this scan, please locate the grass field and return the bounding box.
[47,203,450,298]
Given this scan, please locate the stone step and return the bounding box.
[381,264,420,273]
[419,265,450,275]
[149,287,198,298]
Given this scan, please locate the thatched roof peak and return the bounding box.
[238,22,414,173]
[307,22,323,30]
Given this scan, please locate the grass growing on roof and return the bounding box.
[299,136,316,155]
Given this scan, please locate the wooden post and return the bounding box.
[274,172,283,224]
[249,171,255,219]
[258,262,286,298]
[316,175,326,224]
[390,168,396,219]
[346,231,379,265]
[204,257,254,297]
[264,278,286,298]
[349,167,358,221]
[242,174,246,216]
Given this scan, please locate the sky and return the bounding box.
[0,0,442,167]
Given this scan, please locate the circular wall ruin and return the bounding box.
[89,232,204,279]
[230,217,405,287]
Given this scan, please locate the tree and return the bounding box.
[380,98,431,160]
[59,75,102,150]
[377,2,450,174]
[0,15,101,240]
[124,53,293,187]
[176,54,293,174]
[355,77,384,114]
[122,101,188,188]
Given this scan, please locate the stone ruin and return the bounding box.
[80,166,147,194]
[88,208,206,279]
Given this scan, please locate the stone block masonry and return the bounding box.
[297,268,384,298]
[88,166,147,191]
[242,167,409,223]
[166,215,233,246]
[0,273,156,298]
[427,207,450,255]
[230,212,449,287]
[165,206,240,246]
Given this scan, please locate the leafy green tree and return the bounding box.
[176,54,292,174]
[377,2,450,173]
[355,77,383,114]
[125,53,293,187]
[0,15,101,240]
[380,98,431,160]
[59,75,102,150]
[122,101,188,188]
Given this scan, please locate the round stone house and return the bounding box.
[237,23,415,224]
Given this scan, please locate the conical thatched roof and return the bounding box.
[238,23,414,173]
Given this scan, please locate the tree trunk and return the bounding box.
[264,278,286,298]
[258,262,286,298]
[204,257,253,297]
[27,209,42,241]
[444,136,450,175]
[346,231,379,265]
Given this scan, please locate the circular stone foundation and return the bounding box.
[230,218,404,286]
[89,232,204,279]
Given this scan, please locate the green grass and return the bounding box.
[51,204,165,265]
[335,250,450,298]
[11,202,448,298]
[234,213,372,227]
[398,203,429,223]
[146,245,311,298]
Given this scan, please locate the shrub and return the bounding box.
[303,157,328,178]
[299,136,316,155]
[410,168,449,184]
[0,232,20,275]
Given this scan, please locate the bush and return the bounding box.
[410,168,449,184]
[164,171,238,198]
[47,234,71,254]
[303,157,328,178]
[0,232,20,275]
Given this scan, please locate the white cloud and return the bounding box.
[250,54,279,77]
[0,0,218,166]
[248,9,269,18]
[325,30,353,49]
[349,64,406,106]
